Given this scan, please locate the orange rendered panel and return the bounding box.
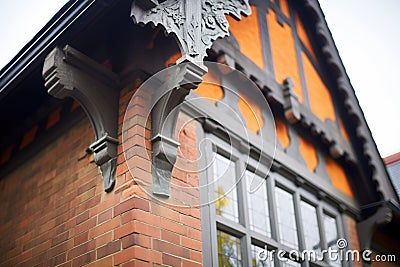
[280,0,291,19]
[295,12,317,61]
[275,119,290,149]
[339,119,350,141]
[299,136,318,172]
[326,157,354,198]
[193,70,224,105]
[227,6,264,69]
[301,51,336,122]
[238,93,264,134]
[267,10,304,103]
[165,52,182,68]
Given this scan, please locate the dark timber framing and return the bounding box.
[251,0,276,76]
[288,1,310,108]
[212,41,355,164]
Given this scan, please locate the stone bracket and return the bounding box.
[151,61,207,196]
[283,77,301,123]
[357,206,393,251]
[131,0,251,197]
[42,45,120,192]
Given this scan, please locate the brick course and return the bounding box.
[345,215,362,267]
[0,82,202,266]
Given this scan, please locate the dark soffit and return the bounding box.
[0,0,122,102]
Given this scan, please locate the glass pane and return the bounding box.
[251,244,272,267]
[323,213,341,267]
[217,230,242,267]
[246,171,271,237]
[275,187,299,249]
[214,154,239,222]
[282,259,301,267]
[300,201,321,256]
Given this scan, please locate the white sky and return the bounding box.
[0,0,68,69]
[319,0,400,158]
[0,1,399,157]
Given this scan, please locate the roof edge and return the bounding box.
[0,0,115,101]
[303,0,397,201]
[384,152,400,165]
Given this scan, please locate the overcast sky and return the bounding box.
[0,1,399,158]
[319,0,400,158]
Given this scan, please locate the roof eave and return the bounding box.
[0,0,117,102]
[304,0,398,201]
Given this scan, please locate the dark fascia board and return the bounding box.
[361,199,400,216]
[0,0,121,102]
[290,0,398,202]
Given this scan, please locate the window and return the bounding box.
[324,213,341,267]
[275,187,298,249]
[282,260,301,267]
[251,245,272,267]
[247,171,271,237]
[217,230,242,267]
[214,154,239,222]
[300,201,321,255]
[201,134,348,266]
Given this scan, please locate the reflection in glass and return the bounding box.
[282,259,301,267]
[323,213,341,267]
[251,244,272,267]
[246,171,271,237]
[275,187,299,249]
[301,201,321,257]
[217,230,242,267]
[214,154,239,222]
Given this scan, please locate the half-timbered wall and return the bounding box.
[196,0,356,198]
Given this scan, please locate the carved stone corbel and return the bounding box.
[357,206,393,251]
[42,45,119,192]
[131,0,251,197]
[283,77,301,123]
[150,61,207,196]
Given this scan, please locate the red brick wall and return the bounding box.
[345,215,362,267]
[0,81,203,266]
[0,116,100,266]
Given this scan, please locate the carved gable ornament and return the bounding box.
[131,0,251,63]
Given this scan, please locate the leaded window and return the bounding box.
[201,134,348,266]
[275,187,298,249]
[247,170,271,237]
[217,230,242,267]
[214,154,239,222]
[324,213,341,267]
[300,201,321,255]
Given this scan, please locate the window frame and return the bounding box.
[200,132,350,267]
